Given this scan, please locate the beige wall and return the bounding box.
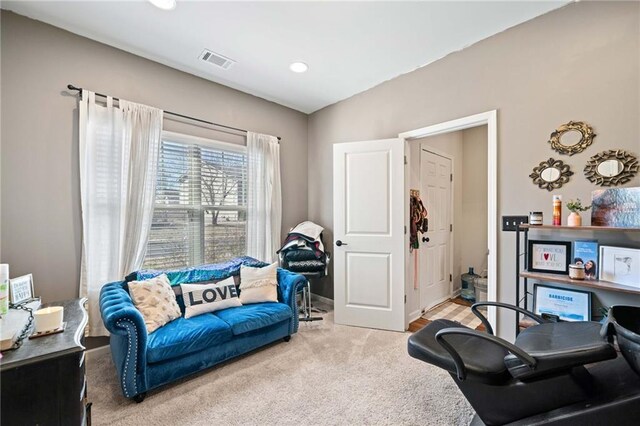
[308,1,640,337]
[460,126,488,278]
[0,11,309,303]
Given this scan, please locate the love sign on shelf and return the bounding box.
[528,240,572,275]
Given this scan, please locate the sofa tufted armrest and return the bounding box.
[276,268,307,334]
[99,281,148,399]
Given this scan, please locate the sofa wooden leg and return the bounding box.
[283,336,291,342]
[133,392,146,403]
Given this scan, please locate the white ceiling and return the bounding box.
[3,1,569,113]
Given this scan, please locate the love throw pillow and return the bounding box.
[180,277,242,319]
[239,262,278,304]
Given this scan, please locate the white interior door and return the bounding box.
[333,138,405,331]
[420,149,452,311]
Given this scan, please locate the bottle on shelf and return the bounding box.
[553,195,562,226]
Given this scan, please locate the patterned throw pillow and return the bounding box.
[180,277,242,319]
[128,274,181,333]
[239,262,278,304]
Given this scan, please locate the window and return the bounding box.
[143,131,247,270]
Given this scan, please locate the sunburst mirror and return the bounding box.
[584,150,638,186]
[548,121,596,156]
[530,158,574,191]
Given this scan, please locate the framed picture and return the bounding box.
[9,273,35,305]
[534,284,591,322]
[599,246,640,288]
[572,240,599,279]
[528,240,571,275]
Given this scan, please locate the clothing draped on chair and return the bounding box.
[79,90,163,336]
[246,132,282,263]
[278,221,330,275]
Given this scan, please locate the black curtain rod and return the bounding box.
[66,84,281,141]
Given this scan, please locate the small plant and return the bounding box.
[566,198,591,213]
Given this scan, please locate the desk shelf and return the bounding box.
[514,224,640,336]
[519,270,640,295]
[519,224,640,232]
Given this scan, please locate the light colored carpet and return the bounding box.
[86,304,474,426]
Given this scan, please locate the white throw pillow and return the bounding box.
[128,274,181,333]
[239,262,278,304]
[181,277,242,319]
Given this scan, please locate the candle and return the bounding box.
[34,306,64,333]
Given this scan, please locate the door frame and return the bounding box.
[419,146,455,312]
[400,110,498,333]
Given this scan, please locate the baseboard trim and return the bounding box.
[409,309,422,322]
[310,293,334,307]
[85,344,110,361]
[452,289,461,298]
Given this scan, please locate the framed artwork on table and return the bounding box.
[599,246,640,288]
[572,240,599,279]
[534,284,591,322]
[528,240,571,275]
[9,273,35,305]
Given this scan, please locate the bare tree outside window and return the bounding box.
[143,138,247,270]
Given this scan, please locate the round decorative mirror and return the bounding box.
[540,167,561,182]
[548,121,596,156]
[596,159,624,177]
[584,150,639,186]
[530,158,574,191]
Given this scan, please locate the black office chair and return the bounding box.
[408,302,620,425]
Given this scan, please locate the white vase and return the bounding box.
[567,212,582,227]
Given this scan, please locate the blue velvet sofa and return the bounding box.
[99,257,306,402]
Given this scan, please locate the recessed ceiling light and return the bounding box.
[289,62,309,73]
[148,0,176,10]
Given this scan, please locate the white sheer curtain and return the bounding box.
[246,132,282,263]
[79,90,163,336]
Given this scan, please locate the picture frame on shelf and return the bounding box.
[534,284,592,322]
[599,246,640,289]
[9,273,35,305]
[572,240,599,279]
[528,240,571,275]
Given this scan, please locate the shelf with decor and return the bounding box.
[514,223,640,335]
[519,270,640,295]
[518,224,640,232]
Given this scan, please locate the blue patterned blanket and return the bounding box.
[126,256,268,286]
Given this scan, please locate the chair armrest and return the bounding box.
[99,281,148,398]
[471,302,548,335]
[277,268,307,334]
[435,327,537,381]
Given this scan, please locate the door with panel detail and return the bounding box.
[419,149,452,311]
[333,139,405,331]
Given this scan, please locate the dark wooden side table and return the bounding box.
[1,298,90,425]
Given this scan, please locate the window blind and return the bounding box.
[143,133,247,270]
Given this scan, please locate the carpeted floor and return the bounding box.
[86,303,474,425]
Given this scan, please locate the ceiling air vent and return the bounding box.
[199,49,235,70]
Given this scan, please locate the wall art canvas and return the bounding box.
[572,240,599,279]
[591,187,640,228]
[528,240,571,275]
[599,246,640,288]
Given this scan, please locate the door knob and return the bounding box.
[336,240,348,246]
[422,237,430,243]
